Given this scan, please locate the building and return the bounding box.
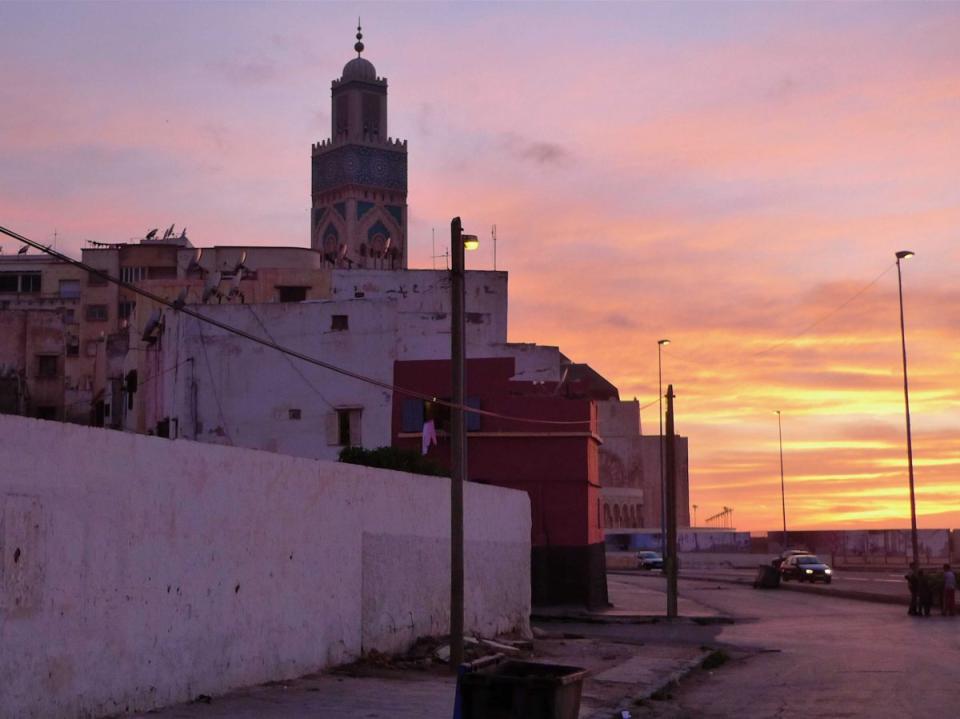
[392,356,608,607]
[311,24,408,270]
[0,252,88,421]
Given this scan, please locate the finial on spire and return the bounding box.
[354,18,364,57]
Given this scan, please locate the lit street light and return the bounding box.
[658,339,670,558]
[895,249,919,566]
[775,410,788,551]
[449,217,478,671]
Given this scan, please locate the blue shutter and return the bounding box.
[401,398,424,432]
[466,397,481,432]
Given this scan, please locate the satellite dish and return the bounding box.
[202,270,222,303]
[338,243,348,259]
[145,228,158,240]
[172,287,189,310]
[141,308,162,341]
[383,236,392,253]
[234,250,247,273]
[17,245,28,255]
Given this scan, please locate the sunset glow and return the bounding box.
[1,2,957,531]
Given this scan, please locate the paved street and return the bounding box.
[617,574,960,718]
[618,565,912,602]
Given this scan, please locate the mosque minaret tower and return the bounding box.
[311,23,408,269]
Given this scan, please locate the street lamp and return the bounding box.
[775,410,788,551]
[895,249,919,566]
[657,339,670,558]
[449,217,478,671]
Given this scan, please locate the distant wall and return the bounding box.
[0,414,530,718]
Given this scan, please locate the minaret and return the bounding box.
[311,22,408,269]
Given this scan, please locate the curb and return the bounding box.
[678,572,908,606]
[531,611,734,626]
[582,650,711,719]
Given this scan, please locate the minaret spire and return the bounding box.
[354,18,364,57]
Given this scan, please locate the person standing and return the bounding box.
[905,562,921,616]
[942,564,956,616]
[917,569,934,617]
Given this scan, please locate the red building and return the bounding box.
[392,356,608,607]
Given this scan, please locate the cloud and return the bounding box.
[498,133,572,167]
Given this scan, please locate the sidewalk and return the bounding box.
[132,579,721,719]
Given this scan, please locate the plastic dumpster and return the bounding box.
[753,564,781,589]
[459,658,588,719]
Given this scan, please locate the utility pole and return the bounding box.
[665,384,678,619]
[776,410,788,551]
[449,217,466,670]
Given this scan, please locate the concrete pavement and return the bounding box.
[131,578,719,719]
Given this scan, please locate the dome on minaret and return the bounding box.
[341,56,377,82]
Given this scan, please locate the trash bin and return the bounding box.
[459,659,588,719]
[753,564,781,589]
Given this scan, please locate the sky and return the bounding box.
[1,1,958,532]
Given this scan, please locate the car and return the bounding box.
[637,550,664,571]
[779,554,833,583]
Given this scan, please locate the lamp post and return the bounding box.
[692,504,698,527]
[895,250,919,566]
[449,217,478,671]
[658,339,670,558]
[775,410,788,551]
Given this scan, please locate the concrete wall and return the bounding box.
[0,414,530,718]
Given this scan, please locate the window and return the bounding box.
[59,279,81,298]
[289,408,302,420]
[331,314,349,331]
[63,308,76,324]
[85,304,108,322]
[399,397,481,433]
[328,408,362,446]
[278,286,308,303]
[37,355,58,379]
[0,272,40,293]
[118,301,136,321]
[120,266,147,283]
[66,335,79,357]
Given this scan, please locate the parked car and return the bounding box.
[637,550,664,571]
[779,554,833,583]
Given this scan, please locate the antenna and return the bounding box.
[492,224,497,271]
[172,287,189,310]
[432,227,436,270]
[162,224,175,240]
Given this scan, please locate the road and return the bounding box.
[617,566,912,601]
[613,574,960,718]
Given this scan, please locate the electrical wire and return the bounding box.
[243,304,335,410]
[0,225,595,427]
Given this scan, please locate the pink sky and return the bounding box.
[1,2,958,531]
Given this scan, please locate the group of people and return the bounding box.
[905,563,956,617]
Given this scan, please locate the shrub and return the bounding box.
[338,446,448,477]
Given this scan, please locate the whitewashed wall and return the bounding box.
[0,415,530,719]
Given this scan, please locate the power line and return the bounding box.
[0,225,594,427]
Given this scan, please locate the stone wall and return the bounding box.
[0,414,530,718]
